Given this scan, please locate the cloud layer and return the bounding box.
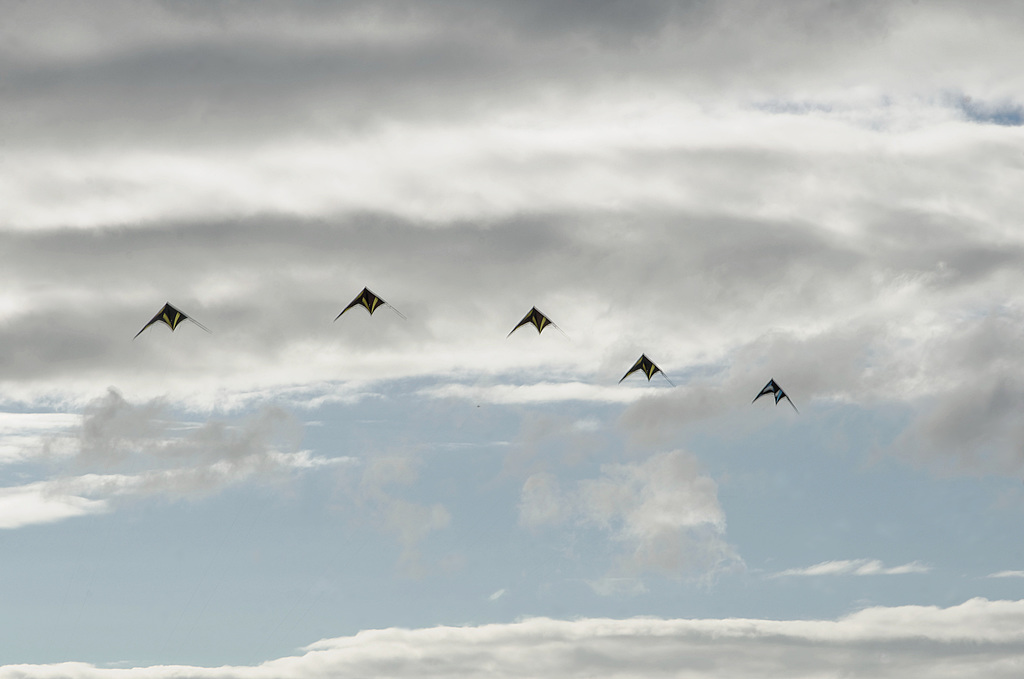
[4,1,1024,487]
[4,598,1024,678]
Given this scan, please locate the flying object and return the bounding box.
[507,307,565,338]
[133,302,210,339]
[335,287,406,320]
[752,379,798,413]
[619,354,674,386]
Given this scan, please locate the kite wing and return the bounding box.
[507,307,562,337]
[619,354,674,386]
[751,379,779,404]
[133,302,210,339]
[752,379,798,413]
[335,287,405,321]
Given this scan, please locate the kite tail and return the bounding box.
[187,318,213,334]
[386,304,407,320]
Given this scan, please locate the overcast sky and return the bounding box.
[3,0,1024,676]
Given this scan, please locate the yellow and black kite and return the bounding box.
[619,354,674,386]
[335,287,406,321]
[133,302,210,339]
[752,378,798,413]
[507,307,565,338]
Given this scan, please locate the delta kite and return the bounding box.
[619,354,674,386]
[752,379,798,413]
[133,303,210,339]
[335,287,406,321]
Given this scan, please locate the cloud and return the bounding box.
[0,389,352,528]
[4,598,1024,678]
[2,0,1024,483]
[957,94,1024,126]
[351,456,452,577]
[0,482,107,529]
[420,382,649,405]
[771,559,932,578]
[4,1,1024,149]
[888,308,1024,475]
[988,571,1024,579]
[64,388,310,477]
[0,412,78,464]
[520,450,740,579]
[0,0,889,153]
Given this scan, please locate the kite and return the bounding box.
[335,287,406,321]
[752,378,798,413]
[619,354,674,386]
[133,302,210,339]
[507,307,565,338]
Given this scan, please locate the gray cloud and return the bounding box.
[892,317,1024,473]
[65,388,304,476]
[4,179,1024,477]
[3,0,1023,155]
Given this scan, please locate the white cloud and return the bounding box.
[0,482,107,529]
[0,412,79,464]
[5,599,1024,678]
[772,559,932,578]
[520,451,740,579]
[0,450,354,530]
[988,570,1024,579]
[2,95,1018,233]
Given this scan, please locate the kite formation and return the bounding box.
[133,290,798,412]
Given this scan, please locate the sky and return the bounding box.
[2,0,1024,676]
